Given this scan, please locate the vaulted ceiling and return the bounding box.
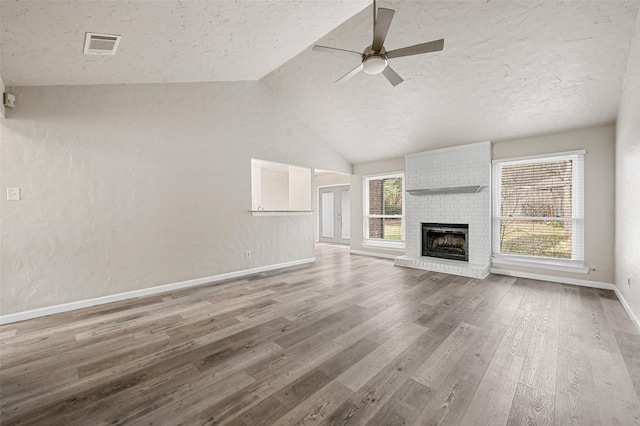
[0,1,369,85]
[2,1,639,164]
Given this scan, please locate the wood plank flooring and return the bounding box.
[1,243,639,425]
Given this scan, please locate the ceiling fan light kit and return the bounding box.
[363,55,387,75]
[312,0,444,86]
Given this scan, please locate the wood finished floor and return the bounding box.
[1,244,639,425]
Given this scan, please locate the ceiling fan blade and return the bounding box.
[335,63,364,85]
[313,45,363,57]
[372,8,395,52]
[386,39,444,59]
[382,65,403,86]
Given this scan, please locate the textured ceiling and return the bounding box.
[262,1,640,163]
[1,1,639,164]
[0,0,369,85]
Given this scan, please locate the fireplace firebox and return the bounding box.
[422,223,469,262]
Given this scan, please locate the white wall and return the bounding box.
[0,81,350,315]
[0,0,4,119]
[261,169,289,210]
[493,125,616,284]
[288,166,311,211]
[615,14,640,321]
[350,157,405,257]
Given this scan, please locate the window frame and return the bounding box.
[363,172,405,249]
[491,150,585,270]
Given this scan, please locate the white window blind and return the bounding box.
[492,153,584,263]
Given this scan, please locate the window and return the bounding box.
[492,151,584,266]
[364,173,404,248]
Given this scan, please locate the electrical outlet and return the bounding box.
[628,276,632,288]
[245,251,251,259]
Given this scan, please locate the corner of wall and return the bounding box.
[256,81,352,175]
[614,8,640,327]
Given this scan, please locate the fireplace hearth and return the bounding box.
[422,223,469,262]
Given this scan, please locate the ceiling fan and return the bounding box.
[313,0,444,86]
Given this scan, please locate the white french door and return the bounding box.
[319,185,350,245]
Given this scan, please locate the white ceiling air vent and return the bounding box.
[83,33,121,55]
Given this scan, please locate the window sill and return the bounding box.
[251,210,313,216]
[492,255,589,274]
[363,239,406,250]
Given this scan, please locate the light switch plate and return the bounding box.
[7,188,20,201]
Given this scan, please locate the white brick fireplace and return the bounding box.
[395,142,492,278]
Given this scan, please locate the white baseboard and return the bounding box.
[490,267,640,332]
[490,268,616,290]
[613,287,640,333]
[349,249,399,260]
[0,257,315,325]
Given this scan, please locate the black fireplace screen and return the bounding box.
[422,223,469,262]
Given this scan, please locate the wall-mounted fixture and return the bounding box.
[3,93,16,108]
